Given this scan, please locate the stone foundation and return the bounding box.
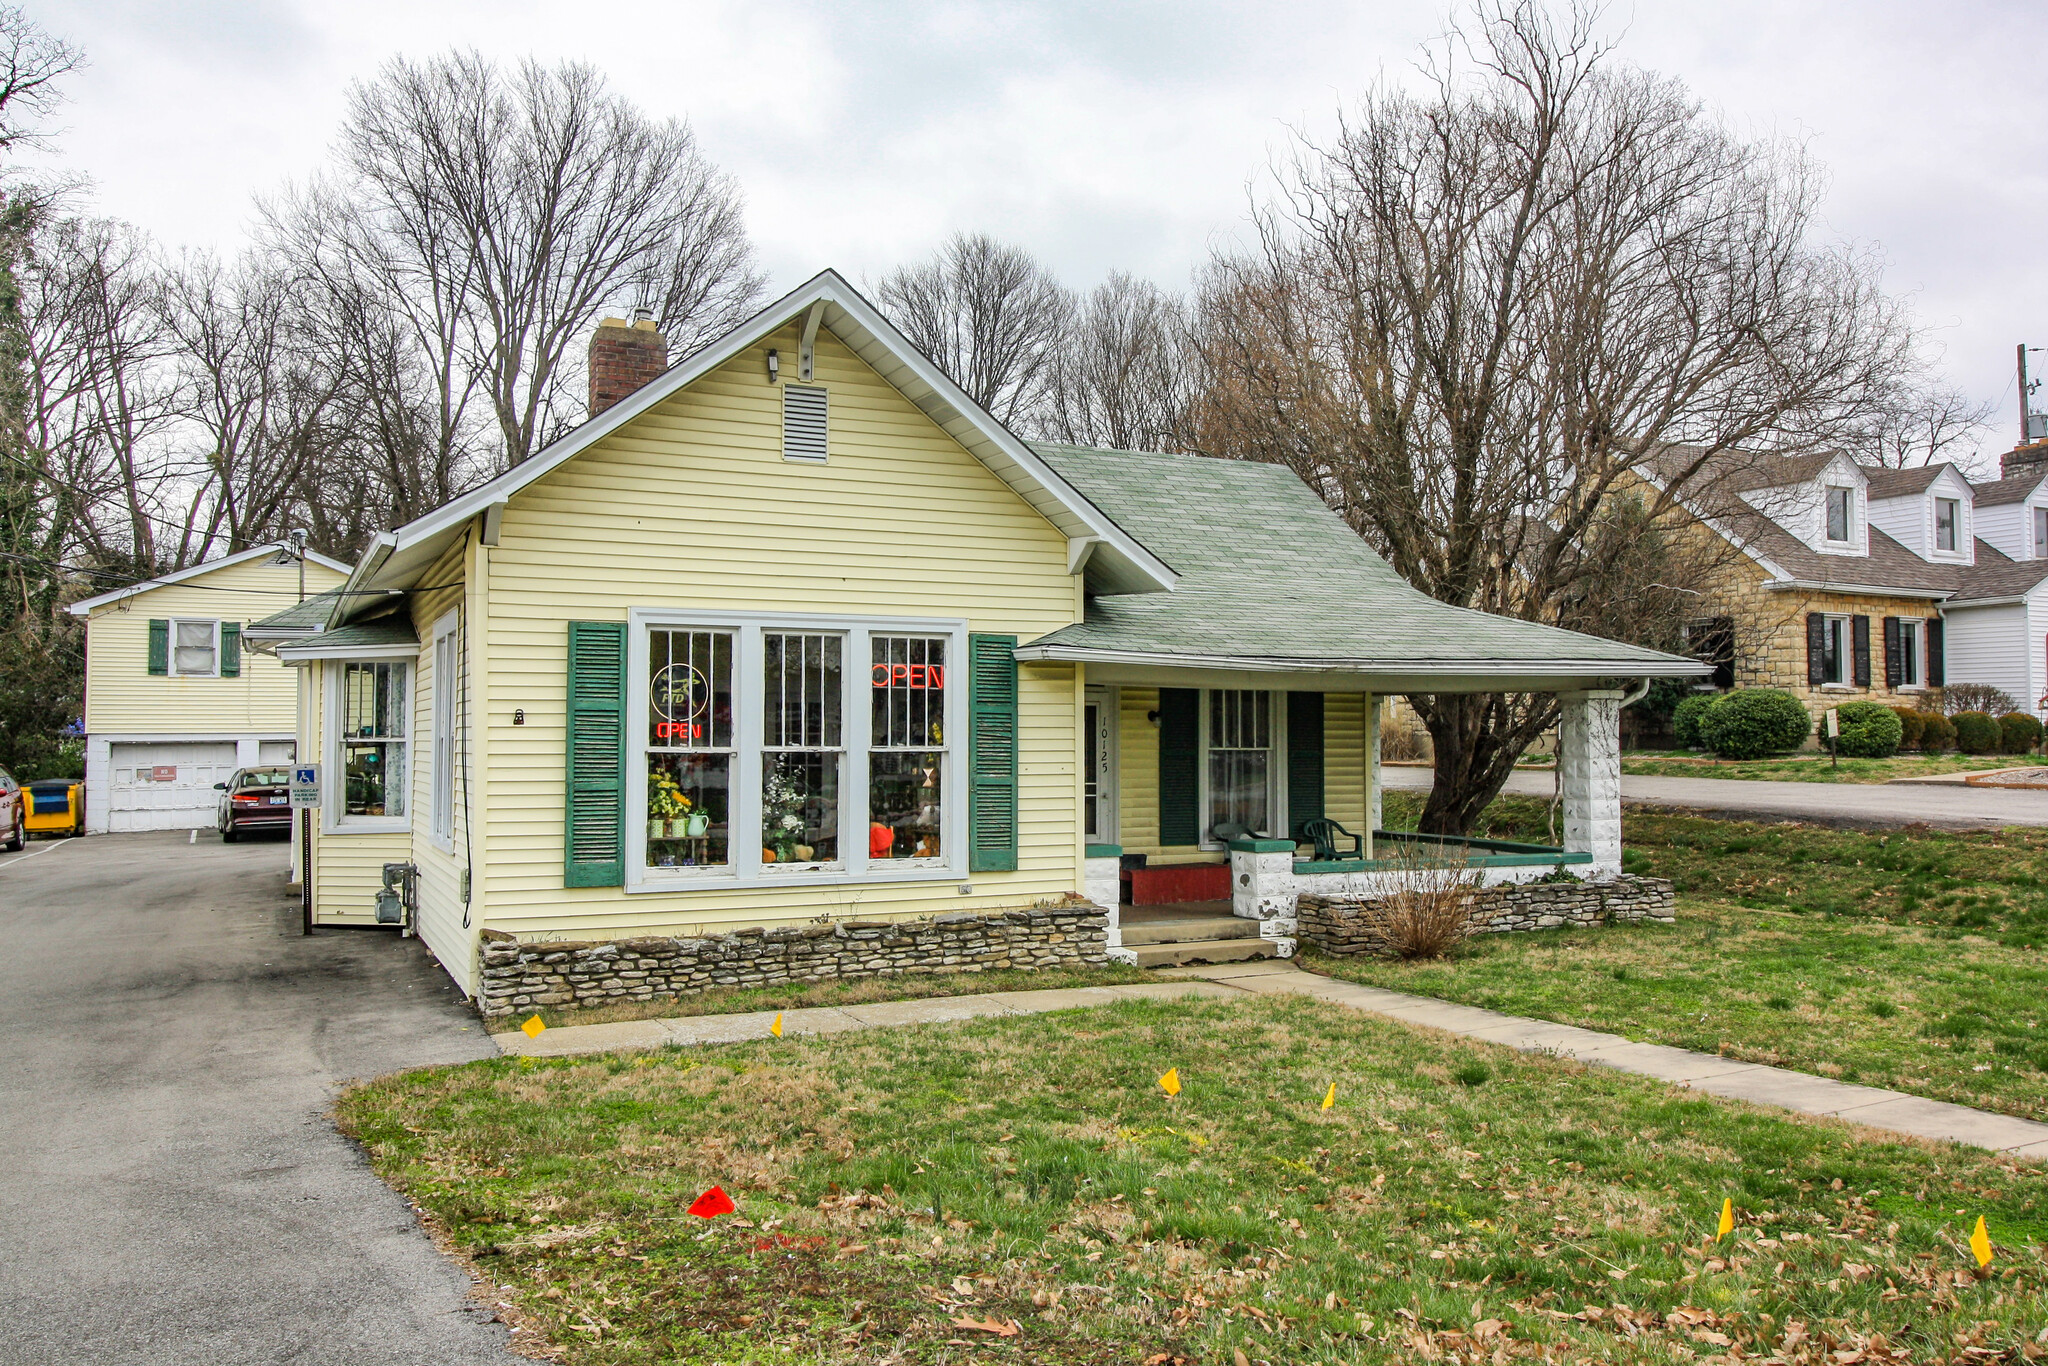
[476,904,1110,1018]
[1297,874,1674,956]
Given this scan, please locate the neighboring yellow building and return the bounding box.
[256,271,1701,1007]
[67,544,350,832]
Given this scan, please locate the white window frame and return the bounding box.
[1934,497,1961,555]
[625,608,969,893]
[1823,487,1854,545]
[1819,614,1852,689]
[2034,506,2047,559]
[323,654,416,834]
[428,610,459,851]
[1896,617,1922,690]
[1197,687,1287,850]
[169,618,221,678]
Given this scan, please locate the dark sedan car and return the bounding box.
[215,768,293,841]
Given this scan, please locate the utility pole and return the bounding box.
[2021,344,2032,447]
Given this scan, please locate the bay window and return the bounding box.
[1208,689,1273,841]
[340,661,408,818]
[628,611,965,887]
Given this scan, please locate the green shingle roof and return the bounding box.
[274,616,419,656]
[1027,445,1703,676]
[244,589,344,638]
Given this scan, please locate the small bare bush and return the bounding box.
[1361,843,1485,960]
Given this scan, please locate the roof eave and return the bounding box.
[1765,579,1953,601]
[1013,642,1711,680]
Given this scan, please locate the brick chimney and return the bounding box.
[588,313,668,418]
[2002,439,2048,481]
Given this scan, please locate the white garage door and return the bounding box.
[257,741,296,766]
[108,742,239,832]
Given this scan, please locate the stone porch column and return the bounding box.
[1558,689,1624,877]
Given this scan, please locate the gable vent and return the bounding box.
[782,384,828,463]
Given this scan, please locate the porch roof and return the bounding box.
[1018,446,1707,689]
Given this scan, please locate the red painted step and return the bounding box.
[1124,862,1232,906]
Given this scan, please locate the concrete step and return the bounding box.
[1130,937,1280,968]
[1119,915,1261,946]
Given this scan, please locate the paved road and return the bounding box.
[1382,765,2048,829]
[0,832,520,1366]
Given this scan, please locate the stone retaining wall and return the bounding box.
[476,905,1109,1019]
[1297,874,1674,957]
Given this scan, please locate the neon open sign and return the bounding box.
[871,664,945,689]
[654,722,703,741]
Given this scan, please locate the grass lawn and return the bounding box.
[343,994,2048,1365]
[1617,751,2048,785]
[487,964,1155,1035]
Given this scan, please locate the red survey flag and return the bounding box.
[688,1186,737,1218]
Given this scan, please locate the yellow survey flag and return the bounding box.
[1321,1082,1337,1111]
[1971,1215,1993,1267]
[1716,1198,1734,1239]
[521,1015,546,1039]
[1158,1067,1181,1097]
[770,1012,783,1038]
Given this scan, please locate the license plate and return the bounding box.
[268,795,287,805]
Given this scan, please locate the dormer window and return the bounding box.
[1825,487,1852,543]
[2035,507,2046,558]
[1935,498,1959,553]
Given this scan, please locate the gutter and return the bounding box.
[1766,579,1952,602]
[1011,643,1711,678]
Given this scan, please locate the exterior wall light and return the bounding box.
[765,349,779,383]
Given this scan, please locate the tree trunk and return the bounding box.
[1411,693,1557,836]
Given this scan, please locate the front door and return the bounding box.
[1084,686,1116,844]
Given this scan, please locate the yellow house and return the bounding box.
[67,543,350,833]
[254,272,1702,1010]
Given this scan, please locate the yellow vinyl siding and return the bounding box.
[1113,686,1202,861]
[405,535,479,988]
[83,555,346,736]
[303,660,410,927]
[474,323,1082,941]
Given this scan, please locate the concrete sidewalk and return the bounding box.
[1382,764,2048,829]
[497,962,2048,1161]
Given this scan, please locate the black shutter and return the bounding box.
[564,620,627,888]
[1927,617,1945,687]
[1805,614,1826,686]
[1157,687,1200,846]
[1286,691,1324,839]
[967,634,1019,873]
[1852,615,1871,687]
[1882,617,1902,689]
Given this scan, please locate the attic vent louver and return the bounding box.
[782,384,828,463]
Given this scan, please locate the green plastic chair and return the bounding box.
[1300,818,1364,862]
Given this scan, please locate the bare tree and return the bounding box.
[1191,0,1918,834]
[1851,377,1994,473]
[1042,271,1193,451]
[873,232,1074,431]
[270,51,763,474]
[0,5,81,154]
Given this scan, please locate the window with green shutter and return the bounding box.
[967,633,1018,872]
[220,622,241,677]
[147,619,168,676]
[1286,691,1324,839]
[1157,687,1200,846]
[565,620,627,887]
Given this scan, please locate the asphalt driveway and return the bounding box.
[0,831,522,1366]
[1382,764,2048,829]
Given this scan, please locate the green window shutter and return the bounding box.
[1157,687,1200,846]
[564,620,627,887]
[220,622,241,677]
[1286,691,1325,839]
[967,633,1019,873]
[147,619,168,676]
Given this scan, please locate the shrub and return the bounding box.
[1360,844,1485,959]
[1891,707,1925,749]
[1953,710,2001,754]
[1918,712,1956,752]
[1937,683,2022,717]
[1830,701,1903,758]
[1698,688,1810,759]
[1999,711,2044,755]
[1672,694,1716,748]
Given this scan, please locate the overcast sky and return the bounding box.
[27,0,2048,467]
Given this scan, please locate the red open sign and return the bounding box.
[870,664,944,689]
[654,722,702,741]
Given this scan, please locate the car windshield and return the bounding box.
[241,770,291,787]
